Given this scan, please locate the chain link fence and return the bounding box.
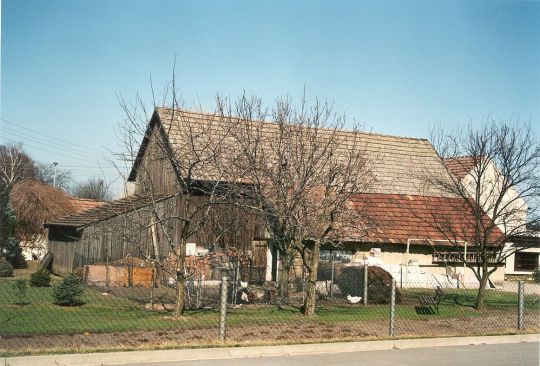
[1,262,539,356]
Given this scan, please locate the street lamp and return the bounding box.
[52,162,58,188]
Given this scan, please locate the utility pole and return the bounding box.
[52,162,58,188]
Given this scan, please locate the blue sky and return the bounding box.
[1,0,539,195]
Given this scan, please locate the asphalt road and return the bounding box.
[125,342,539,366]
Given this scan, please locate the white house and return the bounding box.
[444,156,540,279]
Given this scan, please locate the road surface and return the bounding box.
[125,342,539,366]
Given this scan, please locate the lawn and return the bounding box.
[0,277,538,338]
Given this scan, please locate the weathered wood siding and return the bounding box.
[48,227,82,274]
[133,125,178,196]
[49,195,266,275]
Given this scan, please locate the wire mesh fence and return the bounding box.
[1,262,539,355]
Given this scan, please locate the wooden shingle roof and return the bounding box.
[129,108,456,198]
[44,195,169,229]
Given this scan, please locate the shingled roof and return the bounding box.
[346,193,504,245]
[44,195,169,229]
[443,156,477,180]
[129,108,456,198]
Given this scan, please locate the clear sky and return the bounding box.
[1,0,539,196]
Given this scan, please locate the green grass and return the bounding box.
[0,278,219,336]
[402,287,540,310]
[0,278,538,337]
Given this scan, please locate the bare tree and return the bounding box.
[0,144,37,193]
[218,94,372,314]
[36,162,73,191]
[115,89,241,317]
[0,144,37,264]
[73,177,112,201]
[426,121,540,309]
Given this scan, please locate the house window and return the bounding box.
[320,250,353,263]
[514,252,539,272]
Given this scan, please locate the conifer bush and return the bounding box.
[52,273,84,306]
[0,256,14,277]
[30,268,51,287]
[12,278,29,305]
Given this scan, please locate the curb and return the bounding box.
[4,334,540,366]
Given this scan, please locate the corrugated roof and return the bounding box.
[45,195,169,229]
[345,193,503,245]
[129,108,456,198]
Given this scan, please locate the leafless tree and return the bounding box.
[426,121,540,309]
[73,177,113,201]
[0,144,37,263]
[217,94,373,315]
[0,144,37,194]
[36,162,73,191]
[115,87,241,317]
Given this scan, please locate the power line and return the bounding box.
[1,127,106,160]
[0,138,105,165]
[0,117,112,155]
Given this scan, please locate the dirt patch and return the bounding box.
[2,310,538,356]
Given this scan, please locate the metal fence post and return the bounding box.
[330,251,335,299]
[389,278,396,336]
[517,280,524,331]
[363,258,368,306]
[219,276,228,341]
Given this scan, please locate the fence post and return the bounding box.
[330,251,335,299]
[219,276,228,341]
[389,278,396,336]
[363,258,368,306]
[517,280,524,331]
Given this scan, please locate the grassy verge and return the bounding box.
[1,278,538,338]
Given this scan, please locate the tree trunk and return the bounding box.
[475,264,489,310]
[174,245,186,316]
[278,260,290,299]
[303,242,321,316]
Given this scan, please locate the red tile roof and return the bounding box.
[443,156,477,180]
[346,193,503,246]
[68,197,106,213]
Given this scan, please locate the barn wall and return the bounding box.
[133,125,178,196]
[48,226,82,275]
[48,195,266,274]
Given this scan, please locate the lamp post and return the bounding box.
[52,162,58,188]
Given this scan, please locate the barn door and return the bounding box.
[251,241,268,284]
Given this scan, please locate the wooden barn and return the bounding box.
[46,107,505,287]
[45,194,266,277]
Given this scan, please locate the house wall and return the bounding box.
[461,161,527,233]
[505,245,540,275]
[460,161,534,280]
[346,242,505,286]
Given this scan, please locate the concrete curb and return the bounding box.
[4,334,539,366]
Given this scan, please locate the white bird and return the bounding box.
[240,281,248,288]
[241,291,249,303]
[347,294,362,304]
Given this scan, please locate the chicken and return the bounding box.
[240,281,248,288]
[241,291,249,303]
[347,294,362,304]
